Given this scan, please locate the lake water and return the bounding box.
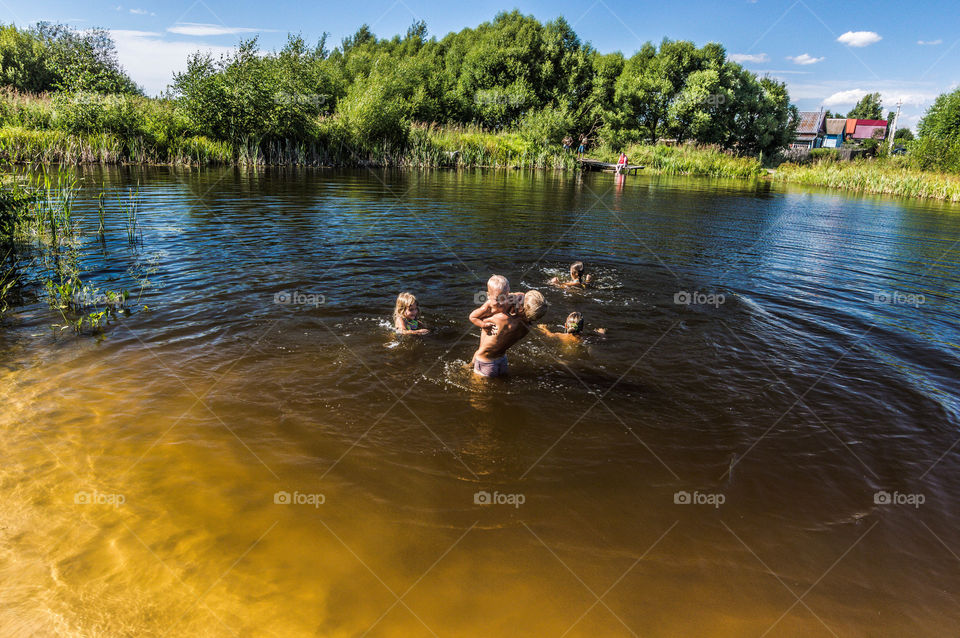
[2,166,960,637]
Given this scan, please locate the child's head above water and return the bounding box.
[394,292,419,322]
[564,312,584,335]
[486,274,511,311]
[522,290,548,323]
[570,261,584,281]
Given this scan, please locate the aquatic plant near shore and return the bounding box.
[0,256,15,316]
[45,273,130,333]
[34,168,79,245]
[1,165,152,332]
[119,185,141,244]
[97,192,105,236]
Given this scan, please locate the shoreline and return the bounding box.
[4,133,960,203]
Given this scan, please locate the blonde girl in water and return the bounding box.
[394,292,429,335]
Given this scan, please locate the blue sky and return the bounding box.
[8,0,960,129]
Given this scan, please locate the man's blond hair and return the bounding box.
[522,290,547,323]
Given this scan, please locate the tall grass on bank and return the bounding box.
[0,127,233,165]
[407,123,577,169]
[594,143,765,178]
[775,159,960,203]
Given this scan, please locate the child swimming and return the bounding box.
[537,311,606,343]
[394,292,429,335]
[550,261,593,288]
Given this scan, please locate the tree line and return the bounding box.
[170,12,800,156]
[0,12,958,170]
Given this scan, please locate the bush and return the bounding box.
[810,148,839,163]
[911,136,960,173]
[335,76,410,150]
[50,92,146,136]
[518,103,573,147]
[0,89,54,128]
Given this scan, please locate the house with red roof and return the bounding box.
[849,119,888,142]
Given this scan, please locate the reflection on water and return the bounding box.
[2,166,960,636]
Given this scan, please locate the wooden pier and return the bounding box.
[576,158,645,175]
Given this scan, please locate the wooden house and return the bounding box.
[822,118,846,148]
[790,111,826,149]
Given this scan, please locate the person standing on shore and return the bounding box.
[577,135,588,157]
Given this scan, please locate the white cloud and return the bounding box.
[823,88,868,106]
[821,88,936,109]
[787,53,825,65]
[728,52,768,63]
[110,30,235,95]
[837,31,882,47]
[130,8,156,16]
[879,92,937,107]
[917,39,942,46]
[167,22,269,37]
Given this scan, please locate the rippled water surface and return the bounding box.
[2,166,960,637]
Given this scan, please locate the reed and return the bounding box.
[119,185,141,244]
[774,159,960,203]
[30,167,80,247]
[97,192,105,236]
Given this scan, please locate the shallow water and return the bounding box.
[2,166,960,637]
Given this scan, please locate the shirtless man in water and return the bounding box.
[471,290,547,377]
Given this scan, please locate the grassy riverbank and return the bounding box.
[594,143,764,178]
[0,91,750,174]
[0,122,770,176]
[774,159,960,203]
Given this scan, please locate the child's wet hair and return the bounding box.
[570,262,584,280]
[523,290,548,322]
[394,291,418,322]
[487,274,509,294]
[564,312,584,334]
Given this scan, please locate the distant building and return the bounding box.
[845,118,858,141]
[822,118,846,148]
[851,119,888,142]
[790,111,826,149]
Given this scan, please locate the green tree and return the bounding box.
[0,23,53,91]
[32,22,139,93]
[917,88,960,139]
[847,92,882,120]
[914,87,960,170]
